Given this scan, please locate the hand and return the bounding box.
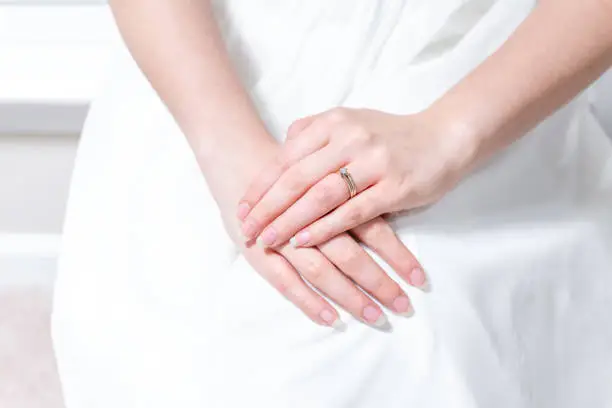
[237,107,476,248]
[242,217,420,329]
[201,140,423,328]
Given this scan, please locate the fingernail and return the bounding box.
[236,202,250,221]
[292,231,311,247]
[363,305,387,327]
[241,217,257,240]
[393,295,413,317]
[259,227,277,247]
[256,237,265,248]
[410,267,428,290]
[320,310,346,331]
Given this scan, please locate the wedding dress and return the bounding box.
[52,1,612,407]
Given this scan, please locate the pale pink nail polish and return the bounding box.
[259,227,277,246]
[393,295,412,315]
[320,310,346,330]
[363,305,387,327]
[237,202,250,221]
[410,267,428,289]
[241,218,257,239]
[293,231,311,247]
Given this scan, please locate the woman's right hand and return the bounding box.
[204,142,422,329]
[242,216,419,329]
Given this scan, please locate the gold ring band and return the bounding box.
[339,167,357,198]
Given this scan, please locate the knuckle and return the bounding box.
[282,167,306,193]
[313,180,338,204]
[325,108,348,124]
[368,275,386,293]
[352,127,372,144]
[272,155,290,174]
[301,258,325,281]
[345,205,365,225]
[290,287,308,306]
[363,220,389,242]
[370,146,391,168]
[334,248,361,268]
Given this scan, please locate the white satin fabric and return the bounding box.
[52,1,612,407]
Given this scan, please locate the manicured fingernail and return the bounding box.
[236,202,250,221]
[410,267,428,289]
[393,295,413,317]
[320,310,346,331]
[241,217,257,240]
[291,231,311,247]
[363,305,387,327]
[258,227,277,247]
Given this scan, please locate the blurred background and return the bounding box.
[0,1,610,407]
[1,1,116,407]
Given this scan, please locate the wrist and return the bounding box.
[192,131,279,177]
[415,104,484,177]
[423,76,528,169]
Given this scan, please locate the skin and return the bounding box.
[239,0,612,249]
[109,0,428,330]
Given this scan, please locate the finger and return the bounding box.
[238,117,331,225]
[351,217,428,290]
[286,114,319,140]
[258,162,376,247]
[243,145,348,242]
[279,243,388,328]
[318,234,413,316]
[248,250,344,328]
[290,187,383,247]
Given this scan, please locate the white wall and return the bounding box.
[0,134,78,234]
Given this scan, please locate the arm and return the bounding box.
[432,0,612,162]
[238,0,612,247]
[109,0,276,224]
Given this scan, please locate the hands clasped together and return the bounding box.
[237,107,477,329]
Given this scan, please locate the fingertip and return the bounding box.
[291,230,311,247]
[392,295,413,316]
[241,217,258,240]
[409,267,430,291]
[320,309,347,331]
[237,201,251,221]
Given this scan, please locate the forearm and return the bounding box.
[430,0,612,162]
[109,0,276,174]
[110,0,280,241]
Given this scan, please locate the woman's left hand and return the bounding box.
[237,107,478,248]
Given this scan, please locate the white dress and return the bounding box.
[52,1,612,407]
